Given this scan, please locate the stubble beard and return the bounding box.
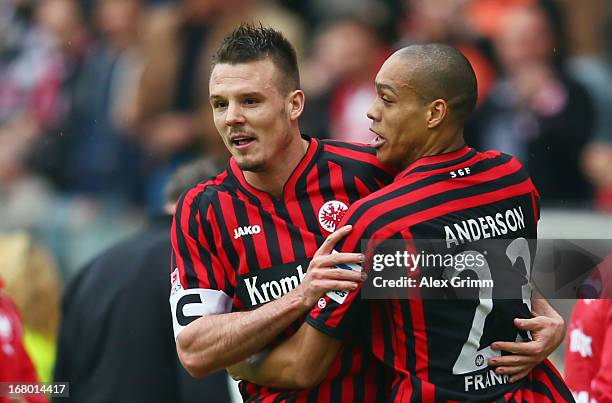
[234,108,289,173]
[237,159,266,172]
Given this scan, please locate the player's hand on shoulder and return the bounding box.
[296,225,366,308]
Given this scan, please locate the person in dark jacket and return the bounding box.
[52,158,230,403]
[465,4,594,206]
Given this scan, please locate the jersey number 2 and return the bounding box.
[445,237,532,375]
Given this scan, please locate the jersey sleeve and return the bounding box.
[169,188,233,339]
[305,213,370,339]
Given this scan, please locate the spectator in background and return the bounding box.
[0,0,86,175]
[399,0,497,106]
[466,4,595,206]
[279,0,402,45]
[56,0,146,205]
[130,0,229,213]
[0,134,54,231]
[583,142,612,212]
[0,276,47,403]
[0,232,62,384]
[576,13,612,212]
[52,158,230,403]
[464,0,536,40]
[5,0,145,207]
[212,0,306,60]
[301,19,389,142]
[26,0,91,192]
[0,0,66,231]
[0,0,65,136]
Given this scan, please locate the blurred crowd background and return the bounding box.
[0,0,611,391]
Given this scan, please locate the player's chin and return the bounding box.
[379,152,404,170]
[375,148,391,165]
[236,157,266,172]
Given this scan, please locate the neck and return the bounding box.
[407,128,465,169]
[243,132,309,198]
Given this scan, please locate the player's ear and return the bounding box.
[288,90,305,121]
[427,99,447,129]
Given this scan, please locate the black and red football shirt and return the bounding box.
[308,146,575,402]
[170,136,395,402]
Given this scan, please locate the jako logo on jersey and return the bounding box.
[318,200,348,233]
[234,225,261,239]
[569,327,593,357]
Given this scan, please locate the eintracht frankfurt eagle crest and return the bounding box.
[318,200,348,233]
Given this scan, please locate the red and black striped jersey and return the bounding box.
[307,146,575,402]
[170,136,395,402]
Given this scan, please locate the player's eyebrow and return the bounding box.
[375,82,399,96]
[210,92,264,101]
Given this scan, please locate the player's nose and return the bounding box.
[367,101,380,122]
[225,102,246,126]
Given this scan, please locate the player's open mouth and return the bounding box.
[230,135,256,149]
[370,130,386,149]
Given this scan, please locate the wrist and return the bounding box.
[286,285,314,311]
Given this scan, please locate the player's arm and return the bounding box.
[177,290,314,378]
[228,229,365,389]
[488,291,565,382]
[174,221,364,378]
[227,320,343,389]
